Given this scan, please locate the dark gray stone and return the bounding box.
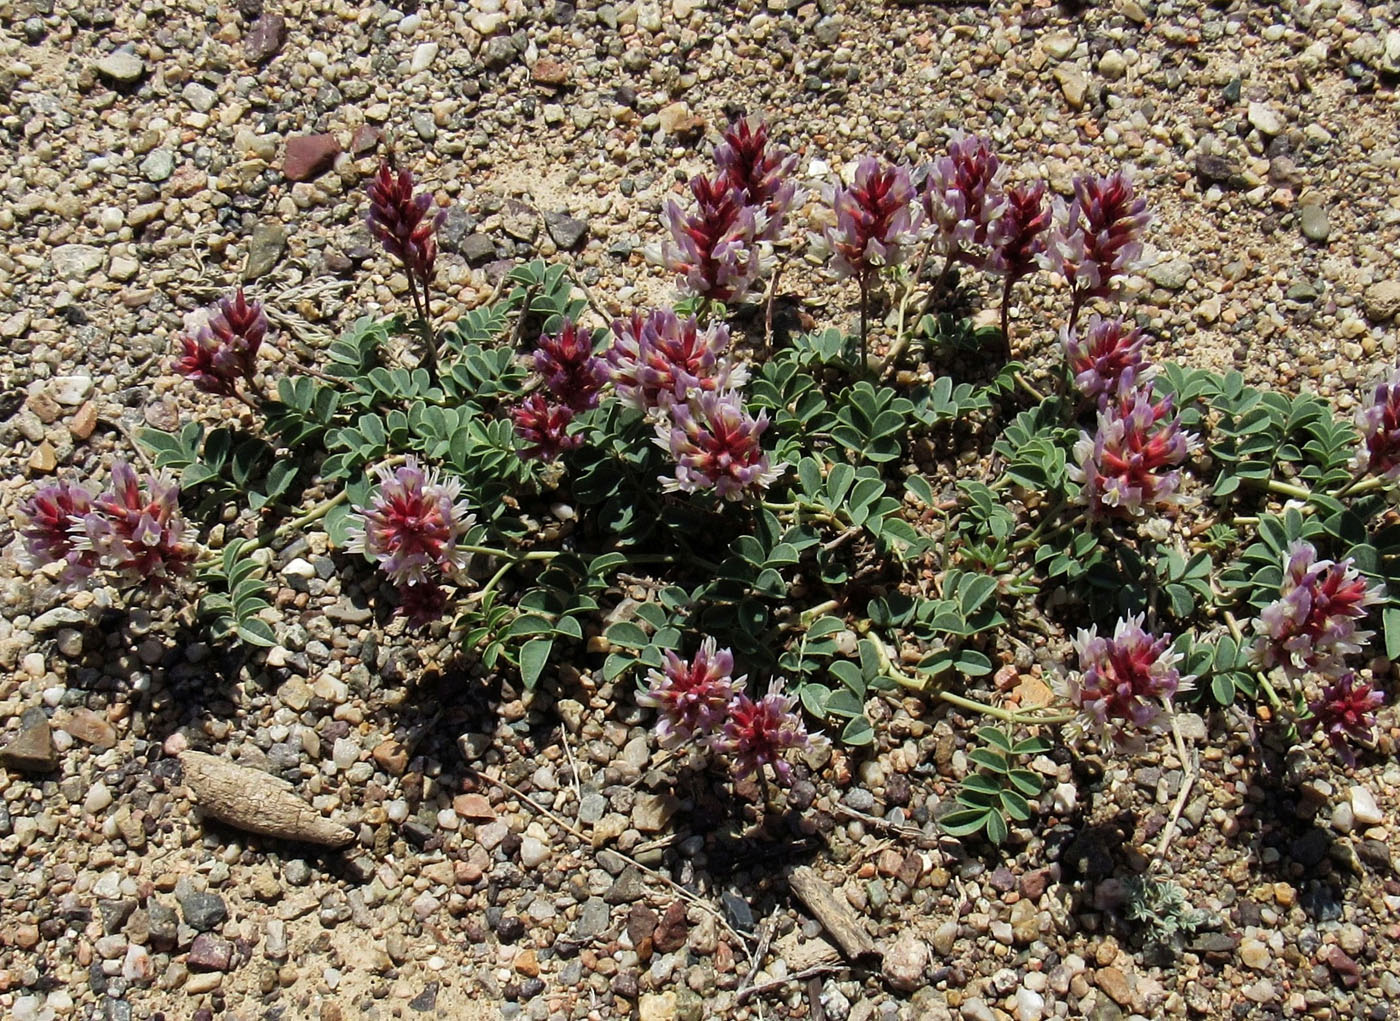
[544,210,588,250]
[178,890,228,932]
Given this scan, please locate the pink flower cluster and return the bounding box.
[349,457,475,631]
[605,310,747,416]
[1043,170,1151,319]
[1070,384,1195,518]
[654,389,783,501]
[657,118,798,303]
[175,289,268,397]
[1062,315,1150,402]
[921,135,1005,260]
[638,638,824,784]
[20,461,195,586]
[1065,615,1192,751]
[1253,541,1382,680]
[816,156,922,281]
[349,456,474,630]
[1354,369,1400,480]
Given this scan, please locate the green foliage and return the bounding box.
[1122,875,1214,950]
[197,538,275,647]
[939,727,1049,845]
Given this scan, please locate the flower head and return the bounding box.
[1043,170,1150,301]
[717,680,824,784]
[1063,315,1150,402]
[714,117,801,241]
[79,461,196,583]
[366,162,442,286]
[655,389,784,501]
[1300,671,1385,767]
[606,309,747,414]
[1065,615,1192,751]
[1354,370,1400,480]
[817,156,922,280]
[512,394,583,462]
[533,319,607,411]
[397,580,451,631]
[659,171,766,303]
[175,289,268,397]
[985,180,1051,283]
[921,135,1005,260]
[1254,541,1383,679]
[19,480,97,579]
[348,457,474,585]
[638,637,747,748]
[1070,383,1194,518]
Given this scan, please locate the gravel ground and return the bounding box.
[3,0,1400,1019]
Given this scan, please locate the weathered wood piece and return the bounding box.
[787,866,881,962]
[179,750,355,848]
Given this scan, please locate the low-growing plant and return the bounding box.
[15,121,1400,860]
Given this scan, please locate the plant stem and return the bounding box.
[1151,704,1198,869]
[885,239,937,380]
[857,272,871,373]
[999,276,1015,361]
[459,544,562,561]
[1013,372,1046,403]
[1266,478,1312,501]
[863,628,1074,725]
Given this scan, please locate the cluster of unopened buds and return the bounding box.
[637,638,825,784]
[174,289,269,399]
[20,461,196,588]
[1063,614,1191,752]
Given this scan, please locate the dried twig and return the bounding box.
[832,804,944,852]
[470,767,751,965]
[787,865,881,962]
[737,910,780,998]
[1152,705,1200,868]
[735,963,847,1005]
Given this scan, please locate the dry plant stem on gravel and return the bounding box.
[469,767,753,966]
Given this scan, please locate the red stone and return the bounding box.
[284,134,340,182]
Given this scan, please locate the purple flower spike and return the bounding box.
[1063,314,1150,402]
[715,117,802,241]
[80,461,196,583]
[533,318,607,411]
[1354,369,1400,480]
[716,680,825,785]
[637,637,747,748]
[922,135,1005,262]
[606,309,747,415]
[1066,615,1192,752]
[1300,671,1385,767]
[512,394,582,462]
[367,162,442,287]
[1253,541,1383,680]
[1069,383,1195,518]
[659,170,766,304]
[818,156,922,281]
[1044,170,1151,312]
[655,389,784,501]
[985,181,1051,284]
[175,289,269,397]
[20,480,98,579]
[397,580,451,631]
[348,457,474,585]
